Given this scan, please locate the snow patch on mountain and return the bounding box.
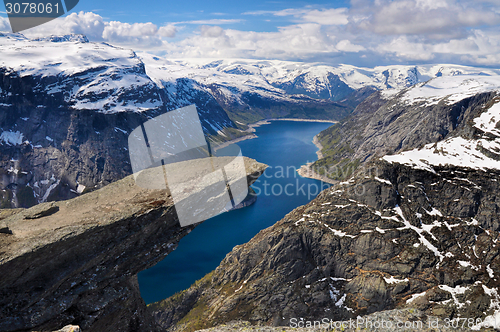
[0,131,24,145]
[384,98,500,172]
[399,75,500,106]
[33,34,89,43]
[474,102,500,136]
[383,136,500,172]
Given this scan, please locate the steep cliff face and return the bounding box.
[152,159,500,331]
[0,157,266,332]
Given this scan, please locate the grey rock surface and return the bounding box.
[152,159,500,331]
[194,308,496,331]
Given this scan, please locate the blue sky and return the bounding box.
[2,0,500,67]
[84,0,350,28]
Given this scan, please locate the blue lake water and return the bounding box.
[138,120,334,304]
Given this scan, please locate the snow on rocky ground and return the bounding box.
[384,83,500,172]
[383,135,500,172]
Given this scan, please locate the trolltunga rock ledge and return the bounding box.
[0,157,266,332]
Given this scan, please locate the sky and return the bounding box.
[2,0,500,67]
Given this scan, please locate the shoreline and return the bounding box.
[215,117,337,184]
[313,134,324,159]
[297,163,337,184]
[214,118,337,151]
[265,118,338,124]
[297,133,338,184]
[213,133,257,152]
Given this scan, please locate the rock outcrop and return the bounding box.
[0,157,266,332]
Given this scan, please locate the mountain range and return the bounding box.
[2,32,499,209]
[1,31,500,332]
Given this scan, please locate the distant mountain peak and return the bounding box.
[33,34,89,43]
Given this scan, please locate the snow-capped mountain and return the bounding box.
[382,75,500,173]
[151,57,500,102]
[312,74,500,182]
[1,31,500,209]
[0,32,163,113]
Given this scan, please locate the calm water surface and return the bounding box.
[138,120,334,304]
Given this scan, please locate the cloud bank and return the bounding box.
[3,0,500,67]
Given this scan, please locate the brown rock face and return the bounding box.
[0,157,266,332]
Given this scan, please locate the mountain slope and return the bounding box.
[150,81,500,331]
[151,159,500,331]
[312,75,500,181]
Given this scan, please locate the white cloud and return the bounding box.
[16,11,176,48]
[336,39,365,52]
[302,9,349,25]
[158,25,177,38]
[200,25,226,37]
[352,0,500,38]
[251,7,349,25]
[53,11,105,40]
[375,36,436,61]
[175,19,242,25]
[3,1,500,67]
[160,23,344,60]
[432,38,479,54]
[103,22,158,41]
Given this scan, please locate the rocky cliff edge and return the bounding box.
[0,157,266,332]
